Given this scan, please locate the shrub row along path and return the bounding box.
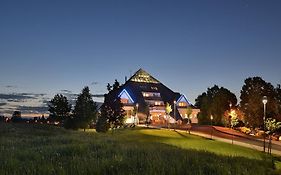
[147,125,281,156]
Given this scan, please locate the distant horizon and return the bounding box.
[0,68,279,117]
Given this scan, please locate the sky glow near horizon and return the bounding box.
[0,0,281,116]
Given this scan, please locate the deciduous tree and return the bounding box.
[195,85,237,125]
[276,84,281,120]
[240,77,278,128]
[265,118,281,154]
[184,106,193,134]
[48,94,71,122]
[165,102,172,128]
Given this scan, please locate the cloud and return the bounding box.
[33,93,46,97]
[0,93,47,100]
[0,90,103,116]
[60,90,77,99]
[0,106,18,115]
[64,93,78,100]
[17,93,46,98]
[0,102,7,106]
[0,93,35,101]
[0,92,49,116]
[92,94,104,98]
[60,89,72,94]
[91,82,99,85]
[7,99,25,102]
[0,109,16,114]
[17,106,49,114]
[4,85,17,88]
[41,99,50,105]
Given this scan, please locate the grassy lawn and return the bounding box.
[0,123,279,175]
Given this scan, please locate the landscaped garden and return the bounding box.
[0,123,280,175]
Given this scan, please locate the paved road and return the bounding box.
[187,125,281,156]
[141,124,281,156]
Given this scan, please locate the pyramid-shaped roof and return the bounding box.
[128,69,160,84]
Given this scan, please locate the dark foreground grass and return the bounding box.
[0,123,279,175]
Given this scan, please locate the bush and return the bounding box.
[64,117,79,130]
[96,116,109,133]
[197,113,210,125]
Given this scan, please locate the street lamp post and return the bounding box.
[210,115,213,139]
[135,103,139,126]
[167,114,170,130]
[229,103,234,144]
[262,96,268,152]
[185,114,188,133]
[174,101,176,130]
[229,103,232,128]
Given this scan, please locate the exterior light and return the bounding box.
[262,96,268,105]
[135,103,139,125]
[173,100,176,130]
[210,115,213,139]
[229,103,232,128]
[229,103,232,113]
[262,96,267,152]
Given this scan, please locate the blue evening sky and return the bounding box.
[0,0,281,116]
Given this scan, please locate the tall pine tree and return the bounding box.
[73,87,97,131]
[96,80,125,132]
[96,105,111,132]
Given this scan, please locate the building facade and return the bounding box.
[107,69,200,125]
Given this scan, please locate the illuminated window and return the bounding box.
[153,93,160,97]
[130,69,160,83]
[143,93,149,97]
[121,98,129,104]
[151,87,158,90]
[154,101,163,106]
[142,92,160,98]
[178,102,187,107]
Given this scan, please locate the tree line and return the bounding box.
[49,76,281,133]
[48,87,97,131]
[195,76,281,129]
[48,80,125,132]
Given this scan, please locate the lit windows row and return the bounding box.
[178,102,187,107]
[155,101,162,106]
[145,100,164,106]
[142,92,161,98]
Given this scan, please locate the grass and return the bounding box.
[0,123,280,175]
